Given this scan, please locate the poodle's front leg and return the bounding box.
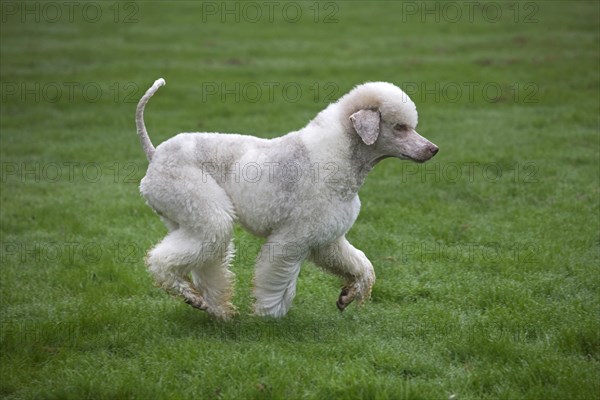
[253,237,309,318]
[310,236,376,311]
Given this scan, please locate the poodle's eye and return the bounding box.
[394,124,408,131]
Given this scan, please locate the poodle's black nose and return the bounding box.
[429,145,439,155]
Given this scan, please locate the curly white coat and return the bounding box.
[135,78,438,319]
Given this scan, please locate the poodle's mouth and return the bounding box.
[399,153,427,163]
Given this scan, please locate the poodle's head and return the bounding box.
[340,82,438,163]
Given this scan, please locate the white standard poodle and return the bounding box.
[135,78,438,319]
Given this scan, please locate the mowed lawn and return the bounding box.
[1,1,598,399]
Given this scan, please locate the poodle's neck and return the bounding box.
[300,121,383,200]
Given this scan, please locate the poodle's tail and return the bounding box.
[135,78,165,162]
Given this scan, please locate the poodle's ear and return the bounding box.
[350,109,380,145]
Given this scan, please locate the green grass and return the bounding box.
[1,1,599,399]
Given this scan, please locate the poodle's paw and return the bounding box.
[336,286,356,311]
[253,300,290,318]
[336,268,375,311]
[184,294,209,311]
[207,302,238,321]
[184,293,238,321]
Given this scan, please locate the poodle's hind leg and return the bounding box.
[147,228,237,319]
[142,165,237,319]
[146,229,212,312]
[147,227,237,319]
[190,240,237,320]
